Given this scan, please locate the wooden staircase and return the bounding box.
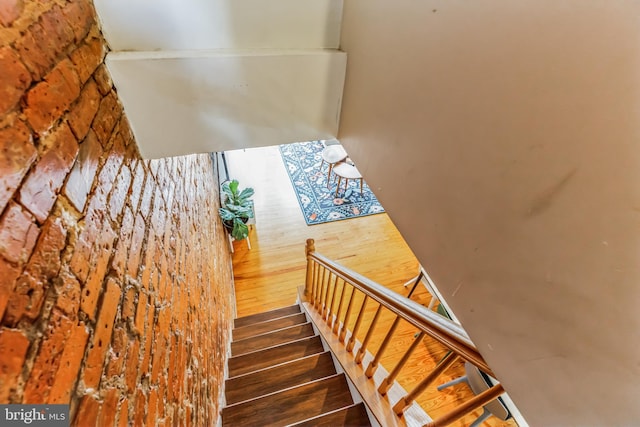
[222,304,372,427]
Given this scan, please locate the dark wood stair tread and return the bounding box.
[222,373,354,427]
[228,335,324,378]
[290,403,371,427]
[233,312,307,341]
[225,352,337,405]
[234,305,301,328]
[231,323,315,356]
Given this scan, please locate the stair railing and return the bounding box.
[303,239,506,427]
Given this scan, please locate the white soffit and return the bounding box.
[106,50,347,158]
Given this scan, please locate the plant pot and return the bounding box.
[223,217,249,240]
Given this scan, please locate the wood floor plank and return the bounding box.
[225,352,337,405]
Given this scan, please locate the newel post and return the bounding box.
[305,239,315,296]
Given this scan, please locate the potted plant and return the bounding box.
[218,179,255,241]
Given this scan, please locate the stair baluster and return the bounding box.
[299,238,515,427]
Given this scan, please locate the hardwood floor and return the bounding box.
[225,145,518,427]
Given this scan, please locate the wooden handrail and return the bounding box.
[303,239,510,427]
[307,250,493,376]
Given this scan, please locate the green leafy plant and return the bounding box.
[218,179,255,240]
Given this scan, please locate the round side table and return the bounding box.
[333,162,363,195]
[320,145,348,187]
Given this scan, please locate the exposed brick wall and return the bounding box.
[0,1,235,425]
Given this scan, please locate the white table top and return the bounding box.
[333,162,362,179]
[322,145,348,164]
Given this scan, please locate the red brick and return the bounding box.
[167,334,177,401]
[48,321,89,403]
[151,192,166,237]
[121,286,136,321]
[134,388,146,426]
[186,404,192,427]
[24,59,81,133]
[19,123,78,222]
[117,398,128,427]
[109,164,131,221]
[140,301,155,376]
[69,192,107,283]
[39,5,75,58]
[15,3,80,81]
[91,91,120,146]
[120,115,136,149]
[134,292,147,335]
[62,0,94,43]
[67,79,100,141]
[158,255,168,300]
[82,278,120,389]
[148,388,158,425]
[140,232,155,290]
[23,310,72,403]
[111,207,133,276]
[93,64,113,96]
[3,274,38,326]
[54,269,81,318]
[126,213,146,279]
[0,201,40,264]
[128,162,144,211]
[151,311,169,383]
[124,338,140,394]
[99,387,120,427]
[157,377,166,417]
[63,129,101,212]
[69,36,105,85]
[139,175,154,218]
[25,216,66,280]
[0,0,22,26]
[105,326,126,379]
[74,394,101,426]
[175,336,186,396]
[0,328,30,401]
[0,258,21,319]
[148,159,160,178]
[81,221,116,320]
[0,120,36,213]
[15,22,57,81]
[0,46,31,116]
[97,149,124,191]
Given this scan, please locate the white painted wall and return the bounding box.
[339,1,640,426]
[94,0,343,50]
[107,50,346,158]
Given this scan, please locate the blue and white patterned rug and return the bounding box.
[279,141,385,225]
